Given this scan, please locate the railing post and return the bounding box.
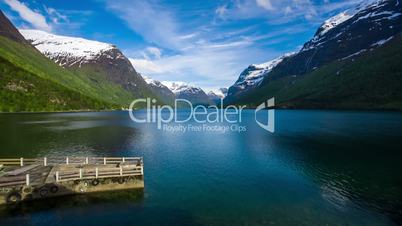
[120,166,123,176]
[66,157,69,165]
[122,157,125,163]
[85,157,89,164]
[44,157,47,166]
[26,174,30,186]
[141,165,144,175]
[56,171,59,182]
[20,157,24,166]
[95,167,98,178]
[103,157,106,165]
[79,169,83,179]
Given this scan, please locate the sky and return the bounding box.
[0,0,366,91]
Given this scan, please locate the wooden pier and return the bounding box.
[0,157,144,204]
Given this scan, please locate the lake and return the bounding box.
[0,110,401,226]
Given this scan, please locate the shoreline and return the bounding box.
[1,107,402,114]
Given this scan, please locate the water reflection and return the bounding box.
[0,113,139,157]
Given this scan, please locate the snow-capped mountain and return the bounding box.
[232,53,295,91]
[207,88,228,105]
[141,75,175,104]
[20,29,119,68]
[161,81,199,94]
[225,0,402,105]
[162,81,212,105]
[20,29,155,99]
[210,88,228,98]
[142,76,222,106]
[314,0,383,37]
[302,0,401,54]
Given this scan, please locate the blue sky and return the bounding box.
[1,0,365,91]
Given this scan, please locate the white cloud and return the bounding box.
[129,58,164,74]
[44,7,68,25]
[215,5,228,18]
[214,0,364,23]
[179,33,198,40]
[146,47,162,60]
[4,0,51,31]
[256,0,274,10]
[284,6,293,15]
[106,0,185,49]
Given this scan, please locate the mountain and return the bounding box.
[142,74,223,106]
[208,88,228,105]
[0,11,27,44]
[228,53,294,96]
[162,81,212,106]
[225,0,402,110]
[20,29,159,106]
[141,75,175,105]
[0,10,116,112]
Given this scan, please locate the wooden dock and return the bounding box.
[0,157,144,204]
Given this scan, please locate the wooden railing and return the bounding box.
[0,174,30,187]
[55,165,143,182]
[0,158,39,166]
[0,157,142,166]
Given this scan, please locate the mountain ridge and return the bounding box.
[141,75,175,105]
[161,81,212,106]
[0,11,28,44]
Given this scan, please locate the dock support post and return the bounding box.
[103,157,106,165]
[26,174,30,186]
[20,157,23,166]
[44,157,47,166]
[85,157,89,164]
[95,167,98,178]
[120,166,123,176]
[79,169,83,179]
[122,157,125,163]
[66,157,69,165]
[56,171,59,182]
[141,166,144,175]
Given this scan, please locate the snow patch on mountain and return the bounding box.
[340,49,367,61]
[319,12,353,36]
[20,29,119,67]
[371,36,394,46]
[315,0,387,37]
[353,10,401,24]
[235,53,295,89]
[161,81,204,94]
[207,88,227,99]
[142,75,166,88]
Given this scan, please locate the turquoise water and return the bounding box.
[0,110,401,225]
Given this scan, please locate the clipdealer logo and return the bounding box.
[128,98,275,133]
[254,97,275,133]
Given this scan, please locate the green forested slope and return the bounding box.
[0,36,139,107]
[0,56,118,112]
[231,36,402,110]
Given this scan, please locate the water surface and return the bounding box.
[0,110,401,226]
